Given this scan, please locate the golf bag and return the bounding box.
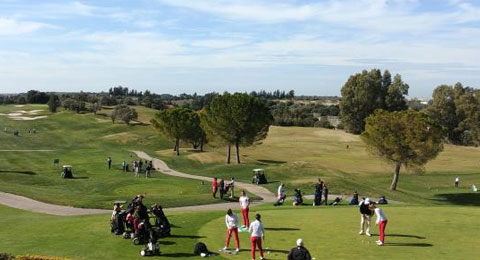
[150,205,171,238]
[193,242,209,257]
[111,211,126,235]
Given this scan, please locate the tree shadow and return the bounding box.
[432,193,480,206]
[0,170,36,175]
[265,227,300,231]
[257,159,287,165]
[169,234,205,239]
[385,242,433,247]
[388,234,426,239]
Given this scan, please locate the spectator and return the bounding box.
[229,177,235,198]
[287,238,312,260]
[219,179,225,199]
[323,184,329,205]
[275,183,286,206]
[313,179,323,206]
[107,157,112,169]
[455,176,460,188]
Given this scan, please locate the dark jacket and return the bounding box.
[288,246,312,260]
[359,201,372,215]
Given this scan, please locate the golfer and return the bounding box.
[358,198,372,236]
[287,238,312,260]
[107,157,112,169]
[230,177,235,198]
[224,209,240,253]
[239,190,250,227]
[249,213,265,260]
[276,183,286,205]
[455,176,460,188]
[370,203,388,246]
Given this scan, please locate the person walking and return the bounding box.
[370,203,388,246]
[107,157,112,170]
[358,198,372,236]
[224,209,240,253]
[455,176,460,188]
[219,179,225,199]
[248,214,265,260]
[229,177,235,198]
[212,178,218,198]
[323,184,329,205]
[313,179,323,206]
[239,190,250,227]
[287,238,312,260]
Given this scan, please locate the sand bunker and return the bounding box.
[0,109,48,121]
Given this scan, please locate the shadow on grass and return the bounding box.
[169,234,205,239]
[388,234,426,239]
[265,227,300,231]
[265,248,290,254]
[385,242,433,247]
[257,159,287,165]
[432,193,480,206]
[0,170,36,175]
[160,252,197,257]
[72,176,89,179]
[159,240,176,245]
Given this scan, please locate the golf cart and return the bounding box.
[252,169,267,184]
[61,165,73,179]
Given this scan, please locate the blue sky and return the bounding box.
[0,0,479,97]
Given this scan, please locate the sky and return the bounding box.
[0,0,479,97]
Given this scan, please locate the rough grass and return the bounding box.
[157,126,480,205]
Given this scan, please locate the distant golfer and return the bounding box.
[224,209,240,253]
[455,176,460,188]
[323,184,329,205]
[370,203,388,246]
[249,213,265,260]
[239,190,250,227]
[358,198,372,236]
[313,179,323,206]
[287,238,312,260]
[212,178,218,198]
[107,157,112,169]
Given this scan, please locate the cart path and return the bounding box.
[0,151,276,216]
[133,151,278,205]
[0,151,399,216]
[0,191,110,216]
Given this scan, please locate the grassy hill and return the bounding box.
[0,105,222,208]
[158,126,480,205]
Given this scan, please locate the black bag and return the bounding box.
[193,242,209,256]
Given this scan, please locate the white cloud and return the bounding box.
[0,17,48,35]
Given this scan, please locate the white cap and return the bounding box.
[365,198,370,204]
[296,238,304,246]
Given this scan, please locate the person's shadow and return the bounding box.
[385,242,433,247]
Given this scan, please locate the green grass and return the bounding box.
[0,104,226,208]
[1,203,479,259]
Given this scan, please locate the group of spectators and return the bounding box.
[212,177,236,199]
[107,156,154,178]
